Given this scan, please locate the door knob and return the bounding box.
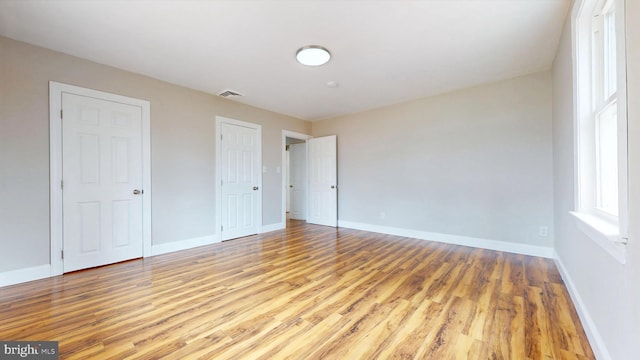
[253,186,259,191]
[289,185,293,188]
[330,185,336,189]
[133,189,142,195]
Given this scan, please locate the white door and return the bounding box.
[62,93,143,272]
[308,135,337,227]
[220,122,260,240]
[286,149,291,212]
[289,143,307,220]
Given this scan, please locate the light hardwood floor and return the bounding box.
[0,220,593,359]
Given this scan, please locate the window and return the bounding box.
[592,0,619,218]
[572,0,628,263]
[595,101,618,216]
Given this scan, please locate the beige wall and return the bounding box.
[312,72,554,247]
[0,36,310,272]
[552,1,640,357]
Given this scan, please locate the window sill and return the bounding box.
[570,211,626,264]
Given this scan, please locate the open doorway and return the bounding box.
[287,138,306,221]
[281,131,312,227]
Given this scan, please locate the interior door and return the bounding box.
[220,122,260,240]
[62,93,143,272]
[286,149,291,213]
[307,135,337,227]
[289,143,307,220]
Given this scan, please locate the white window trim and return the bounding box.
[571,0,628,264]
[570,212,626,263]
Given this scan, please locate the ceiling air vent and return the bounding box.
[218,90,244,98]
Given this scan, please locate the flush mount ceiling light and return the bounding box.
[296,45,331,66]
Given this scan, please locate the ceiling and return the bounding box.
[0,0,570,121]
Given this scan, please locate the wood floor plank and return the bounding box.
[375,298,445,359]
[0,220,594,359]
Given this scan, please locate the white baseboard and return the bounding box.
[0,223,552,288]
[0,264,52,287]
[338,220,554,258]
[553,251,611,360]
[149,223,285,256]
[150,234,217,256]
[0,234,220,288]
[261,223,285,233]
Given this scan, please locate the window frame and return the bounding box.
[571,0,628,263]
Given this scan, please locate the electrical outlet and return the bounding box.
[539,226,549,237]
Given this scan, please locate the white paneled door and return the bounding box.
[308,135,337,227]
[289,143,307,220]
[220,122,260,240]
[62,93,143,272]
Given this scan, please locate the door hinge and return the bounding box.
[61,250,64,259]
[60,109,63,119]
[221,179,223,186]
[221,226,224,232]
[61,180,63,190]
[220,134,223,140]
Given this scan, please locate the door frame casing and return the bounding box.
[215,116,263,241]
[281,130,312,226]
[49,81,152,276]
